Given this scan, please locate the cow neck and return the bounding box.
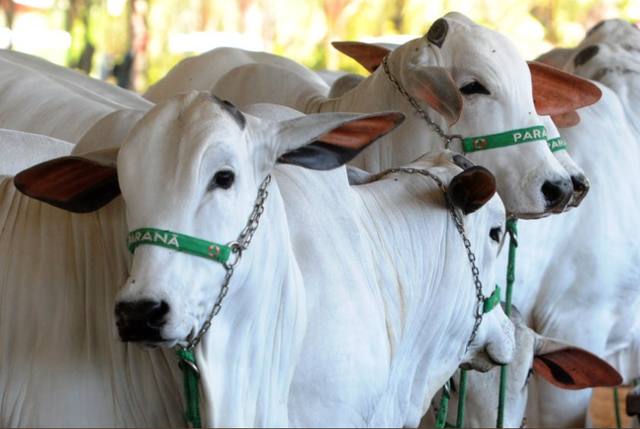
[194,182,307,427]
[352,166,489,426]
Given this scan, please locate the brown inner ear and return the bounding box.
[14,157,120,213]
[331,41,390,73]
[529,61,603,115]
[533,348,622,390]
[448,166,496,215]
[551,111,581,128]
[316,113,405,149]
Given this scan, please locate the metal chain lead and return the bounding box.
[178,174,272,353]
[381,167,488,349]
[381,55,464,150]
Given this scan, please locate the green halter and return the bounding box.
[462,126,547,153]
[127,228,232,264]
[127,227,232,428]
[435,284,502,429]
[547,137,568,152]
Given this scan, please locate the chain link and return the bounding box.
[380,167,489,349]
[381,55,464,150]
[177,174,272,352]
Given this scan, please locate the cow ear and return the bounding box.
[533,337,622,390]
[331,41,391,73]
[447,166,496,214]
[276,111,405,170]
[551,111,581,128]
[14,148,120,213]
[528,61,602,115]
[406,66,463,126]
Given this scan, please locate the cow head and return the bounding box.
[14,91,404,346]
[454,306,621,428]
[566,41,640,124]
[332,12,602,218]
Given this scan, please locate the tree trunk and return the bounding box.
[2,0,15,49]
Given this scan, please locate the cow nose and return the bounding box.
[115,299,169,342]
[571,174,590,204]
[541,178,573,210]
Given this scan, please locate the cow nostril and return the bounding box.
[114,299,170,342]
[541,179,572,209]
[571,175,590,195]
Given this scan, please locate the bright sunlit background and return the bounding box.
[1,0,639,91]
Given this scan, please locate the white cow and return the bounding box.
[423,307,621,428]
[500,82,640,427]
[156,13,603,217]
[0,49,151,144]
[143,47,328,103]
[3,94,514,427]
[0,49,149,111]
[564,34,640,129]
[0,129,72,175]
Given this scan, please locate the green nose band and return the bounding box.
[127,227,231,264]
[547,137,568,152]
[462,126,547,153]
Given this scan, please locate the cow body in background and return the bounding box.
[506,83,640,427]
[0,50,151,146]
[0,129,72,175]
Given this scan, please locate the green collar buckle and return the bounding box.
[483,285,501,314]
[463,126,547,153]
[127,227,231,264]
[547,137,568,152]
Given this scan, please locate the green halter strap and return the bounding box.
[435,284,501,429]
[547,137,568,152]
[127,228,232,263]
[497,218,518,428]
[127,228,237,428]
[462,126,547,153]
[127,227,232,428]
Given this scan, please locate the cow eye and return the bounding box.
[208,170,235,191]
[489,226,502,243]
[460,80,490,96]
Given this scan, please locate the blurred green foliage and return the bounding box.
[1,0,638,91]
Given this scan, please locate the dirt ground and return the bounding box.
[589,386,634,428]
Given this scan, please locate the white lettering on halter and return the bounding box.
[167,235,180,248]
[154,231,167,244]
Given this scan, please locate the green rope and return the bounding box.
[497,218,518,428]
[435,381,451,428]
[177,348,202,428]
[456,369,468,428]
[614,387,622,429]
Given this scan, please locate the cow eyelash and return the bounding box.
[525,368,534,385]
[207,170,235,191]
[460,80,491,96]
[489,226,502,243]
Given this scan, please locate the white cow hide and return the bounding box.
[0,129,72,175]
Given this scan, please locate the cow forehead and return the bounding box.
[121,92,250,160]
[443,22,529,81]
